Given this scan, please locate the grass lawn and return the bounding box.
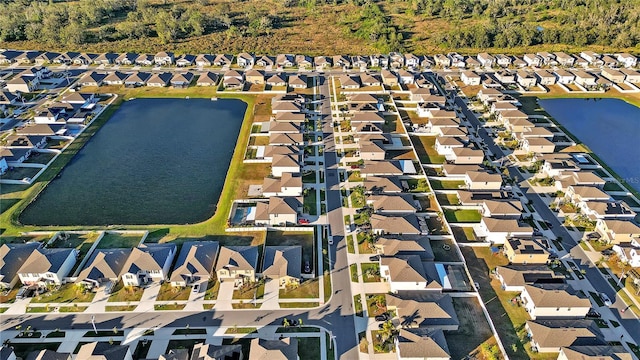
[280,279,320,299]
[204,279,220,300]
[0,287,19,304]
[350,190,366,208]
[346,235,355,253]
[429,179,466,190]
[26,306,53,313]
[105,305,137,312]
[354,294,364,316]
[405,178,430,193]
[357,232,375,254]
[297,337,321,360]
[350,264,359,282]
[462,247,557,360]
[371,330,394,353]
[444,297,497,360]
[411,136,446,164]
[436,192,460,206]
[107,281,144,302]
[50,232,100,274]
[360,263,381,283]
[97,232,142,249]
[232,302,262,309]
[32,283,95,303]
[225,327,258,334]
[154,303,186,311]
[279,302,319,308]
[157,283,191,301]
[303,189,318,215]
[444,209,482,223]
[365,293,387,317]
[59,305,88,312]
[233,281,265,300]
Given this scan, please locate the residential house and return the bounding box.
[389,52,405,68]
[262,172,303,197]
[447,52,465,68]
[115,52,138,65]
[77,342,132,360]
[558,345,632,360]
[1,147,33,166]
[266,73,287,87]
[398,69,415,84]
[254,196,302,225]
[523,54,543,67]
[249,338,298,360]
[261,246,302,287]
[35,51,60,65]
[314,56,332,69]
[363,176,404,194]
[288,74,307,89]
[333,55,351,68]
[520,284,591,319]
[535,70,556,85]
[367,195,417,214]
[494,265,561,292]
[124,71,151,87]
[339,75,360,89]
[595,219,640,245]
[540,154,580,177]
[579,200,636,220]
[6,75,37,93]
[295,54,313,69]
[554,52,575,67]
[616,53,637,68]
[465,56,481,69]
[154,51,175,65]
[580,51,603,66]
[475,218,533,244]
[433,54,451,68]
[537,52,558,66]
[135,54,154,66]
[78,71,105,87]
[159,349,187,360]
[385,293,459,330]
[373,237,434,259]
[461,71,481,86]
[236,53,255,68]
[351,55,369,69]
[522,137,555,154]
[16,51,40,63]
[169,241,219,287]
[194,54,214,67]
[554,171,605,191]
[572,70,597,86]
[256,55,275,68]
[93,52,117,65]
[17,247,77,286]
[103,71,129,85]
[601,68,626,83]
[464,171,502,191]
[0,50,22,64]
[620,68,640,83]
[196,72,219,86]
[601,55,618,68]
[215,246,259,286]
[395,329,451,360]
[612,243,640,267]
[371,214,422,235]
[223,70,244,89]
[451,147,484,165]
[146,72,172,87]
[477,53,495,68]
[405,53,420,68]
[360,73,381,87]
[120,244,176,287]
[495,54,512,67]
[504,237,550,264]
[494,70,515,84]
[565,185,610,204]
[170,72,194,88]
[276,54,295,68]
[380,256,442,292]
[190,343,242,360]
[175,54,195,67]
[512,56,527,68]
[4,134,47,149]
[526,320,605,353]
[25,349,70,360]
[213,54,234,67]
[0,242,42,289]
[434,136,465,156]
[517,71,537,88]
[360,160,413,178]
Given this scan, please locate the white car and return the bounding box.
[599,293,612,306]
[328,237,334,245]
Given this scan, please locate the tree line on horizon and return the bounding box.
[0,0,638,53]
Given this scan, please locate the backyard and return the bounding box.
[280,279,320,299]
[97,232,143,249]
[444,209,482,223]
[411,136,446,164]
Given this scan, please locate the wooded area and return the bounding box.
[0,0,638,55]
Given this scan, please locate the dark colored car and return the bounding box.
[374,313,389,322]
[369,255,380,262]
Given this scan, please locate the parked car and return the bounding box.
[369,255,380,262]
[16,286,35,300]
[586,309,601,318]
[374,313,389,322]
[328,237,333,245]
[298,218,310,224]
[601,249,614,256]
[304,261,311,273]
[192,283,200,293]
[600,293,612,306]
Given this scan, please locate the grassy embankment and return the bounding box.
[0,85,265,241]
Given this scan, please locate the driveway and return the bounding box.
[215,281,235,310]
[262,279,281,309]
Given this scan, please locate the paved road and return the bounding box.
[453,88,640,345]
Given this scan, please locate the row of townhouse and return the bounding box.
[221,69,309,90]
[464,68,640,91]
[79,70,202,88]
[4,49,636,72]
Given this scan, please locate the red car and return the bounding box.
[298,218,310,224]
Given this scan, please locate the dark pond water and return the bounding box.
[539,98,640,193]
[20,98,247,225]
